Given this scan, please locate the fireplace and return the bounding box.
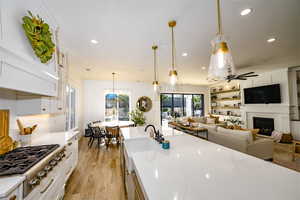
[253,117,274,136]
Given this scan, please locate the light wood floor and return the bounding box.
[64,138,126,200]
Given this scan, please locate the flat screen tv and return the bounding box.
[244,84,281,104]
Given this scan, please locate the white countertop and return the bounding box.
[0,130,79,198]
[31,130,79,146]
[0,176,25,198]
[129,134,300,200]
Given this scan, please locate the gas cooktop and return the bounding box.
[0,144,59,176]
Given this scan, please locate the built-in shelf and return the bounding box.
[211,89,240,95]
[212,114,241,118]
[211,98,241,102]
[211,106,240,110]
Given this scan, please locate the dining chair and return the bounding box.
[89,126,106,148]
[105,126,120,149]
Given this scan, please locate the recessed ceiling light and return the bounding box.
[201,66,206,70]
[240,8,252,16]
[267,38,276,43]
[90,39,98,44]
[182,52,188,57]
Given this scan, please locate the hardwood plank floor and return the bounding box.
[64,138,126,200]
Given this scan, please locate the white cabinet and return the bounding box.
[0,0,59,97]
[15,53,68,115]
[64,134,79,180]
[0,184,23,200]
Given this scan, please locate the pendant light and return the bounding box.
[208,0,235,81]
[112,72,117,121]
[168,20,178,85]
[152,45,159,91]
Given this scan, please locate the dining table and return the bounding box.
[93,120,135,129]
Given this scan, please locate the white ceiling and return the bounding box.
[46,0,300,85]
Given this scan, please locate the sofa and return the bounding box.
[170,117,274,160]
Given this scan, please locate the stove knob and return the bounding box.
[44,165,52,172]
[37,170,46,179]
[54,156,61,161]
[29,178,40,187]
[50,160,57,166]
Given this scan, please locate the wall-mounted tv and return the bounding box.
[244,84,281,104]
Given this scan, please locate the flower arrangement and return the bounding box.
[22,11,55,63]
[129,109,146,126]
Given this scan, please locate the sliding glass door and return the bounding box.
[160,93,204,125]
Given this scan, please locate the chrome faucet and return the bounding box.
[144,124,164,143]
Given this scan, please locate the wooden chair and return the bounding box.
[105,126,120,149]
[89,126,106,148]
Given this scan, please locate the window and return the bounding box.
[105,92,130,121]
[160,93,204,125]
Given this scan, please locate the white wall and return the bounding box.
[83,80,209,129]
[83,80,158,127]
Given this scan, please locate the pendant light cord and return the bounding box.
[112,72,115,94]
[217,0,222,35]
[171,26,176,70]
[154,48,157,81]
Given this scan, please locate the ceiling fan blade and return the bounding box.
[243,74,259,77]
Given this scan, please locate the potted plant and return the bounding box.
[129,109,146,126]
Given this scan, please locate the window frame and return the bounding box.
[104,91,131,121]
[160,93,204,124]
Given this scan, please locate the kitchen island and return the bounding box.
[121,127,300,200]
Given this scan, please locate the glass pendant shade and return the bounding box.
[208,34,235,80]
[169,69,178,85]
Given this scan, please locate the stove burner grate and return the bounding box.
[0,144,59,176]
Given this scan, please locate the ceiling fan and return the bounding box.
[226,72,258,82]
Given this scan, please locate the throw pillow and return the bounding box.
[187,117,196,123]
[280,133,293,144]
[206,117,216,124]
[271,130,282,143]
[209,114,219,123]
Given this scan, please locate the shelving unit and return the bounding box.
[211,106,240,110]
[211,98,241,102]
[211,89,240,95]
[210,84,241,121]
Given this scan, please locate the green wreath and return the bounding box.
[22,11,55,63]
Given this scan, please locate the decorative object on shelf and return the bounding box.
[168,20,178,85]
[225,117,243,126]
[22,11,55,63]
[136,96,152,112]
[152,45,159,91]
[208,0,258,82]
[129,109,146,126]
[0,110,14,155]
